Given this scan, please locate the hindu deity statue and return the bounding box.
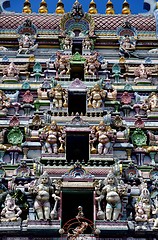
[71,0,84,20]
[142,92,158,112]
[135,188,156,229]
[18,34,38,54]
[95,121,114,155]
[29,172,54,220]
[87,84,106,108]
[2,62,19,81]
[54,53,70,78]
[134,64,152,84]
[1,194,22,222]
[89,126,97,154]
[85,52,100,76]
[105,86,117,101]
[119,36,136,58]
[48,84,68,109]
[61,36,72,50]
[0,90,10,115]
[82,37,93,50]
[39,121,65,154]
[95,172,125,221]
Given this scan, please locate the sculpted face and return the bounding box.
[107,177,115,185]
[41,175,49,184]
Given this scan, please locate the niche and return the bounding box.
[66,131,89,163]
[62,189,93,228]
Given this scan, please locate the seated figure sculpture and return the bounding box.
[2,62,19,81]
[119,36,136,58]
[48,84,68,109]
[147,130,158,146]
[95,172,124,221]
[29,172,54,220]
[142,92,158,113]
[1,194,22,222]
[18,34,38,54]
[134,64,152,84]
[135,188,155,227]
[39,121,65,154]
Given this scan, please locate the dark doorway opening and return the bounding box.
[62,190,93,228]
[68,91,86,115]
[72,39,82,55]
[70,64,84,81]
[66,132,89,162]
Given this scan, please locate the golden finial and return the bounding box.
[156,1,158,9]
[39,0,48,13]
[22,0,32,14]
[55,0,65,14]
[88,0,98,14]
[106,0,115,14]
[122,0,131,14]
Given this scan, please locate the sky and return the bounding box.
[7,0,147,14]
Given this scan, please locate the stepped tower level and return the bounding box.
[1,0,158,239]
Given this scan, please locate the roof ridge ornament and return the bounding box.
[71,0,84,21]
[106,0,115,15]
[56,0,65,14]
[22,0,32,14]
[39,0,48,14]
[88,0,98,14]
[122,0,131,14]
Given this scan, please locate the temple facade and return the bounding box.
[0,0,158,239]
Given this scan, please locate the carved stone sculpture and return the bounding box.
[61,36,72,50]
[85,52,100,76]
[48,84,68,109]
[87,84,106,108]
[54,53,70,79]
[135,188,155,229]
[29,172,54,220]
[95,121,114,155]
[2,62,19,81]
[119,36,136,58]
[0,90,10,116]
[18,34,38,54]
[1,194,22,222]
[134,64,152,84]
[95,172,125,221]
[39,121,65,154]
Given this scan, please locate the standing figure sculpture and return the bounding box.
[95,121,114,155]
[95,172,123,221]
[54,53,70,79]
[39,121,65,154]
[87,84,106,109]
[61,36,72,50]
[0,90,10,115]
[48,84,68,109]
[85,53,100,76]
[29,172,54,220]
